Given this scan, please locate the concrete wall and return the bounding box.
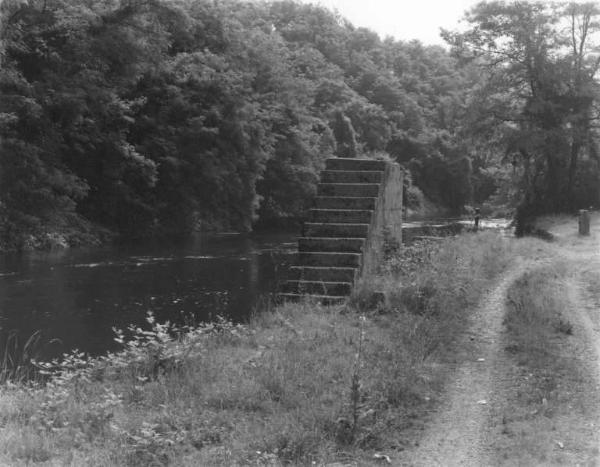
[360,162,403,277]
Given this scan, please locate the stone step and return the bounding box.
[310,209,373,224]
[288,266,357,283]
[297,252,361,268]
[321,170,383,184]
[314,197,377,210]
[326,158,387,172]
[318,183,380,198]
[278,293,347,305]
[304,223,369,238]
[298,237,364,253]
[282,280,353,296]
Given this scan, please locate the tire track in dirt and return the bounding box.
[402,260,536,467]
[563,272,600,464]
[559,256,600,465]
[398,218,600,466]
[403,229,600,466]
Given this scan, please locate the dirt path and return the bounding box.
[562,272,600,462]
[402,217,600,466]
[402,261,534,466]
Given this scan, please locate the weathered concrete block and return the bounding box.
[325,158,387,171]
[360,162,403,276]
[281,157,403,303]
[317,183,380,197]
[288,266,357,283]
[314,197,377,210]
[297,252,361,268]
[310,209,373,224]
[298,237,365,253]
[579,209,590,235]
[303,223,369,238]
[321,170,383,184]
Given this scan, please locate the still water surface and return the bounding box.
[0,232,296,360]
[0,219,510,362]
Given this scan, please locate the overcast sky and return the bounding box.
[303,0,480,45]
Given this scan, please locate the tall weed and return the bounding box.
[0,331,43,383]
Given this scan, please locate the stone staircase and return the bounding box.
[279,157,393,304]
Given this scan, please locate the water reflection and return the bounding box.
[0,232,296,360]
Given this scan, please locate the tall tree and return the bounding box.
[0,0,499,248]
[446,1,600,226]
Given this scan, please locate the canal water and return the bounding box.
[0,232,296,361]
[0,219,511,363]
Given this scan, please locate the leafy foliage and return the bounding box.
[447,1,600,229]
[1,0,531,249]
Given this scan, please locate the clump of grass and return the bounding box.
[353,232,514,365]
[496,264,598,465]
[355,231,514,312]
[504,264,573,367]
[0,330,43,383]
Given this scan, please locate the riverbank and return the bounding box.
[400,213,600,465]
[0,230,298,364]
[0,221,115,254]
[0,230,546,465]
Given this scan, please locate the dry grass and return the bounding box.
[495,263,599,465]
[505,263,574,360]
[353,231,516,361]
[0,231,523,466]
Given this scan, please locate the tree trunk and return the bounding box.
[567,140,580,209]
[545,152,562,211]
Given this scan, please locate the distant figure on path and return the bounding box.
[474,208,480,231]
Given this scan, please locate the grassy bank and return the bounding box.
[494,263,600,465]
[0,232,519,466]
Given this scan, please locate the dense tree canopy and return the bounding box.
[446,1,600,232]
[2,0,597,249]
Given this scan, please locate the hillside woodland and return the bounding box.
[1,0,600,249]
